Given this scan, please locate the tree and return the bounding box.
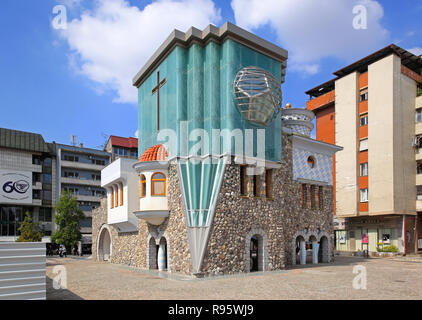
[51,190,85,250]
[16,212,43,242]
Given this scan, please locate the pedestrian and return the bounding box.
[63,245,67,258]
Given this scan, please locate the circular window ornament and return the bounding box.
[307,156,316,169]
[234,66,282,126]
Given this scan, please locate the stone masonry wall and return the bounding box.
[201,132,334,275]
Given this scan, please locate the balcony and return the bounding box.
[32,182,42,190]
[61,160,104,172]
[306,90,335,111]
[32,199,42,206]
[76,194,103,203]
[417,200,422,211]
[61,177,101,187]
[417,174,422,186]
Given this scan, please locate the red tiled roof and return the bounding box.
[109,136,138,149]
[139,144,168,162]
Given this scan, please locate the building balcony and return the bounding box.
[61,177,101,187]
[33,182,42,190]
[61,160,104,172]
[32,199,42,206]
[417,174,422,186]
[306,90,335,111]
[76,194,103,203]
[417,200,422,211]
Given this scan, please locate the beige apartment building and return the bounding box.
[306,44,422,254]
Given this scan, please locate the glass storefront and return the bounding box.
[0,206,27,237]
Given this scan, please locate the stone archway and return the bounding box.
[97,225,112,262]
[158,237,168,271]
[318,232,330,263]
[245,228,268,272]
[292,231,307,266]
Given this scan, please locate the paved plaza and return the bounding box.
[46,255,422,300]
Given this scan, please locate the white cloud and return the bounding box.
[408,47,422,56]
[58,0,221,104]
[134,129,139,138]
[231,0,389,75]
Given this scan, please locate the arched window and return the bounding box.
[120,183,123,206]
[110,187,114,208]
[151,172,166,196]
[140,174,146,198]
[307,156,316,169]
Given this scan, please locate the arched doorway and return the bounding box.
[309,235,319,264]
[148,237,158,269]
[158,237,168,271]
[250,235,259,272]
[245,228,268,272]
[98,226,112,261]
[295,235,306,265]
[318,236,330,263]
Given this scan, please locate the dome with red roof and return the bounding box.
[138,144,168,162]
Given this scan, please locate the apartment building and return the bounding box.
[55,144,110,253]
[0,128,56,242]
[104,135,138,163]
[306,44,422,254]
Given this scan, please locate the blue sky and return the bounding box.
[0,0,421,149]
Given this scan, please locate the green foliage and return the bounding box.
[376,244,399,253]
[16,212,42,242]
[51,191,85,249]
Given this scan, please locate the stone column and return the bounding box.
[300,239,306,265]
[312,241,319,264]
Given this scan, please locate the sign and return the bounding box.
[0,170,32,204]
[362,233,368,244]
[382,234,390,244]
[339,234,346,244]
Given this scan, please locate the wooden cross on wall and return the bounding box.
[151,71,167,131]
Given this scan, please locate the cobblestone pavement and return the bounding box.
[46,256,422,300]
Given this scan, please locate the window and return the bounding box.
[140,174,146,198]
[32,155,42,165]
[265,169,272,198]
[33,190,41,200]
[360,114,368,126]
[92,159,106,166]
[64,171,79,178]
[310,185,316,209]
[318,186,323,209]
[359,138,368,152]
[43,174,52,184]
[307,156,316,169]
[120,183,123,206]
[360,90,368,102]
[416,108,422,123]
[115,185,119,205]
[64,155,79,162]
[253,175,260,197]
[131,151,138,158]
[360,163,368,177]
[39,208,52,222]
[33,173,41,183]
[240,166,247,196]
[43,157,52,167]
[110,188,114,208]
[151,173,166,196]
[64,187,78,196]
[417,162,422,175]
[301,184,307,208]
[417,186,422,200]
[42,190,52,201]
[360,188,368,203]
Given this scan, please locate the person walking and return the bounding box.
[62,245,67,258]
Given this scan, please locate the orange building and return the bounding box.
[306,44,422,255]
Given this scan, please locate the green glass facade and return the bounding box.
[138,39,283,162]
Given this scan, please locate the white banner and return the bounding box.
[0,170,33,204]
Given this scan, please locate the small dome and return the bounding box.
[138,144,167,162]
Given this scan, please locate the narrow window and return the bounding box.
[115,185,118,206]
[301,184,307,208]
[253,175,260,197]
[360,188,368,203]
[417,108,422,123]
[359,138,368,152]
[360,163,368,176]
[265,169,272,198]
[240,166,247,196]
[310,185,315,209]
[151,172,166,196]
[111,188,114,208]
[318,186,323,209]
[140,174,147,198]
[360,114,368,126]
[120,183,123,206]
[360,90,368,102]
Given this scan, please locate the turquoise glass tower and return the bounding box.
[133,22,288,274]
